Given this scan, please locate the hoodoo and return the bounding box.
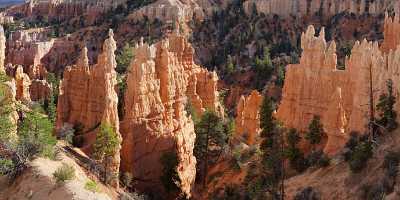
[56,30,122,187]
[277,14,400,155]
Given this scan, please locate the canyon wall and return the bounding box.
[235,90,262,145]
[277,14,400,155]
[6,0,127,24]
[56,30,121,187]
[243,0,400,17]
[120,33,223,196]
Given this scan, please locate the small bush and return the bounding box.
[294,187,321,200]
[307,150,330,168]
[85,179,99,192]
[53,163,75,183]
[349,141,373,173]
[383,151,400,178]
[360,183,385,200]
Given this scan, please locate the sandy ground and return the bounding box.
[0,149,116,200]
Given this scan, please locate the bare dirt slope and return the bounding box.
[0,145,118,200]
[285,130,400,200]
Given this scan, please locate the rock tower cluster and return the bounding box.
[277,14,400,155]
[243,0,400,17]
[55,31,224,196]
[56,30,122,187]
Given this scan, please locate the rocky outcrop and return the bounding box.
[14,65,31,103]
[127,0,205,23]
[235,90,262,145]
[6,28,54,68]
[243,0,400,17]
[0,13,13,25]
[121,33,223,196]
[7,0,127,24]
[0,25,5,73]
[276,14,400,155]
[382,13,400,53]
[56,30,121,187]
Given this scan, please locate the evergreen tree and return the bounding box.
[377,79,398,132]
[116,43,134,74]
[285,128,307,172]
[254,47,273,90]
[259,95,285,199]
[225,55,235,75]
[305,116,324,151]
[160,151,179,193]
[194,110,227,189]
[93,122,121,184]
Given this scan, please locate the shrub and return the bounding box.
[349,141,373,173]
[121,172,133,188]
[307,150,330,168]
[85,179,99,192]
[294,187,321,200]
[53,163,75,183]
[360,183,385,200]
[159,151,179,193]
[383,151,400,178]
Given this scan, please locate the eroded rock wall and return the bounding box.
[243,0,400,17]
[56,30,121,187]
[277,15,400,155]
[235,90,262,145]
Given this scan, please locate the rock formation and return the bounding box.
[235,90,262,145]
[120,33,223,197]
[277,14,400,155]
[243,0,400,17]
[6,0,128,25]
[127,0,205,23]
[56,30,121,187]
[0,25,5,73]
[14,65,31,102]
[382,13,400,53]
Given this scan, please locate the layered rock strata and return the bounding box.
[56,30,121,187]
[235,90,263,145]
[14,65,31,102]
[121,33,223,197]
[277,15,400,155]
[243,0,400,17]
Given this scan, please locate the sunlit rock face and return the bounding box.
[243,0,400,17]
[120,33,224,197]
[235,90,262,145]
[56,30,121,188]
[277,14,400,155]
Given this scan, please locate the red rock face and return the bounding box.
[277,15,400,155]
[235,90,263,145]
[56,30,121,187]
[120,33,224,197]
[243,0,400,17]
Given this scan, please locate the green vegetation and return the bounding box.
[160,151,179,193]
[194,110,228,189]
[377,79,398,132]
[116,43,134,74]
[305,116,324,151]
[259,95,285,199]
[93,122,121,184]
[53,163,75,183]
[343,134,373,173]
[0,72,14,142]
[253,47,273,90]
[285,128,308,172]
[85,179,99,192]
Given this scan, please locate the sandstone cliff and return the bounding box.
[277,14,400,155]
[56,30,121,187]
[243,0,400,17]
[235,90,262,145]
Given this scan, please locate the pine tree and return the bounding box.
[93,122,120,184]
[285,128,307,172]
[377,79,398,132]
[259,95,285,199]
[194,110,227,189]
[305,116,324,151]
[116,43,134,74]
